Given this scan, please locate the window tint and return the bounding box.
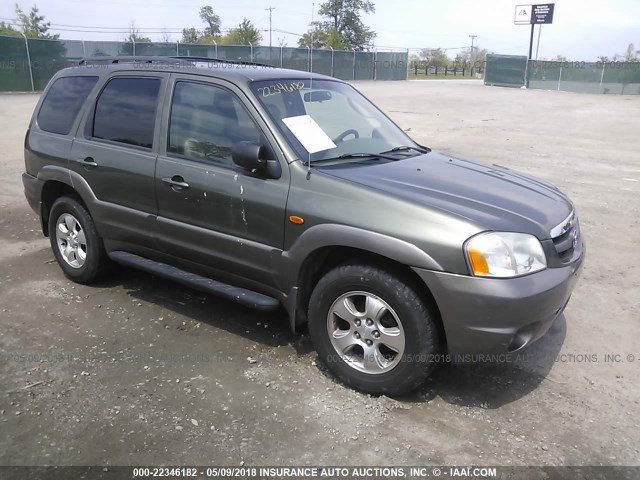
[93,77,161,149]
[38,76,98,135]
[168,82,261,165]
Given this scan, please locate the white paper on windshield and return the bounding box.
[282,115,336,154]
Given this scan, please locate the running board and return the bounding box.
[108,251,280,312]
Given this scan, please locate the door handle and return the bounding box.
[82,157,98,168]
[162,176,190,190]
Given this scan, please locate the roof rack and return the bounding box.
[78,56,186,65]
[169,56,270,67]
[77,55,271,68]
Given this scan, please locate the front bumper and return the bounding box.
[413,248,584,356]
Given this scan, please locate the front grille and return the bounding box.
[551,210,579,262]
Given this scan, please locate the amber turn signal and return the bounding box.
[468,247,490,276]
[288,215,304,225]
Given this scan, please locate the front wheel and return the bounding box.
[308,264,440,395]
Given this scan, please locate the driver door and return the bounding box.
[154,75,290,288]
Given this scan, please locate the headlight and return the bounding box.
[465,232,547,278]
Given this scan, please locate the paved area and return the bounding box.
[0,80,639,467]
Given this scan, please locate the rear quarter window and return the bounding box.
[37,76,99,135]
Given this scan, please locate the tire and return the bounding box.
[48,195,109,284]
[308,264,439,395]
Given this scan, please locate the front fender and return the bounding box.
[280,223,444,329]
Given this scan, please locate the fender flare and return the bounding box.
[281,224,443,329]
[37,166,100,233]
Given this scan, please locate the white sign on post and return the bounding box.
[514,4,533,24]
[282,115,337,154]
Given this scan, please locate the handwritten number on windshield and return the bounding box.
[258,82,305,98]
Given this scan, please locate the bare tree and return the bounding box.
[160,28,172,43]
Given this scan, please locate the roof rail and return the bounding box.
[77,55,271,68]
[78,56,189,66]
[169,56,271,67]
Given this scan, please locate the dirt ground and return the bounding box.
[1,80,639,469]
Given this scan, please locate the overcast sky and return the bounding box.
[1,0,639,60]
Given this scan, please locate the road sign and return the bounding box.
[515,4,554,24]
[514,5,532,25]
[532,3,554,24]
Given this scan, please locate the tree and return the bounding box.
[15,3,59,39]
[199,6,221,36]
[553,54,568,62]
[221,18,261,45]
[124,21,151,43]
[454,46,487,68]
[419,48,449,67]
[298,22,343,49]
[597,55,610,64]
[12,4,66,90]
[160,28,172,43]
[624,43,638,62]
[181,27,200,44]
[121,21,151,55]
[0,21,20,37]
[299,0,376,51]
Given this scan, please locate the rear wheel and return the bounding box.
[49,196,109,284]
[308,264,439,395]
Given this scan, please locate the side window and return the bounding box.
[168,82,261,166]
[37,76,98,135]
[93,77,161,149]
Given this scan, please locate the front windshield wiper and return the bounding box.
[382,145,432,155]
[311,152,400,164]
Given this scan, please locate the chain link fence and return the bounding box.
[484,53,640,95]
[0,34,408,91]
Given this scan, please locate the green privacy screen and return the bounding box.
[484,54,527,87]
[484,53,640,95]
[528,60,640,95]
[0,34,408,91]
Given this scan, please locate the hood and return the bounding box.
[317,151,573,240]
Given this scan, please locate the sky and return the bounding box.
[1,0,639,61]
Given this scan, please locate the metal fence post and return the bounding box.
[558,63,563,91]
[599,62,606,93]
[373,50,377,80]
[213,40,218,59]
[406,48,410,80]
[307,46,311,72]
[330,47,334,77]
[132,38,136,56]
[352,49,356,80]
[250,42,253,62]
[176,41,179,56]
[20,33,35,92]
[82,40,86,58]
[280,45,284,68]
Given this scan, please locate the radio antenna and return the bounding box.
[307,2,314,180]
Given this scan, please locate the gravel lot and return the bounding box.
[1,80,639,469]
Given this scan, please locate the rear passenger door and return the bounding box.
[71,72,168,247]
[154,75,290,288]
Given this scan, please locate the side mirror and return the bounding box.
[232,141,265,171]
[232,141,281,179]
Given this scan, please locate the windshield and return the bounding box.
[250,79,421,163]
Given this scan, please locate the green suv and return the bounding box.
[22,57,584,395]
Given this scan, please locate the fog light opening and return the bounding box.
[508,323,538,352]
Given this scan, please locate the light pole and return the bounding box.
[469,34,477,70]
[265,7,275,48]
